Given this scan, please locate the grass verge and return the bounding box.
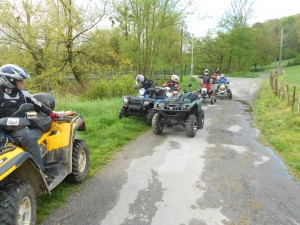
[253,79,300,182]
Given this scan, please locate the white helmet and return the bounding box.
[204,69,209,74]
[166,91,173,98]
[0,64,30,89]
[171,74,179,82]
[135,74,145,85]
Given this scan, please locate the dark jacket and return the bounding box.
[0,86,52,118]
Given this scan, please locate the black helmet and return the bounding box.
[0,64,30,89]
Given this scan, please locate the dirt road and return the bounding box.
[42,77,300,225]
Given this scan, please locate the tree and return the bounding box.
[112,0,191,75]
[0,0,50,74]
[0,0,109,87]
[216,0,255,72]
[44,0,109,85]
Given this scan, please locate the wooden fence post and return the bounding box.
[292,86,296,110]
[270,73,273,88]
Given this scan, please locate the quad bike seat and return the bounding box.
[183,92,199,101]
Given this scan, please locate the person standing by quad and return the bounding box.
[0,64,61,172]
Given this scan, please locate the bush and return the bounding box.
[287,54,300,67]
[81,75,136,100]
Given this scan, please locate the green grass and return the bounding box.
[253,65,300,183]
[36,75,196,223]
[281,65,300,88]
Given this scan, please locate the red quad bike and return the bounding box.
[198,83,216,105]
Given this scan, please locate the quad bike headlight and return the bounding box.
[220,84,226,91]
[181,105,190,110]
[143,100,150,106]
[158,102,165,109]
[122,96,129,104]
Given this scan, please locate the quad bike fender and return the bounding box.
[0,147,49,194]
[0,147,29,181]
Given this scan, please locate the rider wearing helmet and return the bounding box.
[135,74,154,89]
[216,73,229,92]
[0,64,60,171]
[219,73,228,83]
[163,74,181,91]
[203,69,210,84]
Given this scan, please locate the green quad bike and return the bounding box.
[152,88,204,138]
[0,93,90,225]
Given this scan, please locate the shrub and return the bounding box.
[81,75,136,100]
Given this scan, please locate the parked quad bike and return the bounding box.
[0,93,90,225]
[198,83,216,105]
[215,82,232,99]
[118,87,168,125]
[152,86,204,138]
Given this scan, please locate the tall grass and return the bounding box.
[253,66,300,183]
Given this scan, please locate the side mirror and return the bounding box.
[134,85,139,89]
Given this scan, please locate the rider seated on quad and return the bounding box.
[212,68,223,83]
[136,74,154,89]
[135,74,155,98]
[163,74,181,92]
[202,69,213,97]
[216,73,229,91]
[0,64,61,172]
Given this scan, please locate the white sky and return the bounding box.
[187,0,300,37]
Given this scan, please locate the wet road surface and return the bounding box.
[41,77,300,225]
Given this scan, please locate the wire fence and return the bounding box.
[269,72,300,115]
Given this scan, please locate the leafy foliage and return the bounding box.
[81,75,136,99]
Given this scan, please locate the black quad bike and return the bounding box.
[0,93,90,225]
[152,87,205,138]
[118,87,168,125]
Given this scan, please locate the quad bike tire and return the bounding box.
[0,179,36,225]
[186,115,197,137]
[197,109,204,129]
[210,97,214,105]
[146,110,155,125]
[65,139,90,183]
[152,113,164,135]
[118,108,126,119]
[228,89,232,99]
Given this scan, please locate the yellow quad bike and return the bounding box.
[0,93,90,225]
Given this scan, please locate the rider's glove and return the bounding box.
[50,112,61,121]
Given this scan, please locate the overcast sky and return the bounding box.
[187,0,300,37]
